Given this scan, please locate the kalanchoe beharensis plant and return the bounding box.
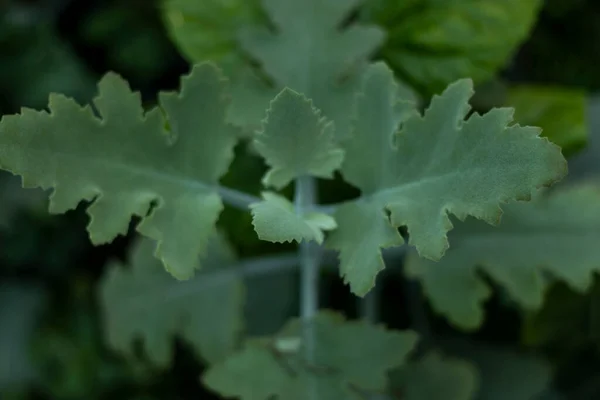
[7,0,600,398]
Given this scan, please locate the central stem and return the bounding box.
[294,175,319,358]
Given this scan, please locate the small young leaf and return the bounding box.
[0,62,239,280]
[328,62,567,296]
[254,89,345,189]
[390,351,478,400]
[203,311,418,399]
[237,0,384,138]
[250,192,336,244]
[100,234,243,366]
[406,183,600,329]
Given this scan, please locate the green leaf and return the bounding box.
[0,284,45,390]
[363,0,543,93]
[0,62,239,280]
[237,0,385,138]
[250,192,336,244]
[162,0,262,70]
[203,311,418,399]
[100,233,244,366]
[506,85,588,156]
[328,62,567,296]
[441,340,551,400]
[406,183,600,329]
[254,88,345,189]
[161,0,274,134]
[389,351,478,400]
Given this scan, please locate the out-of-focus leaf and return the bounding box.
[0,24,96,111]
[390,351,478,400]
[441,340,552,400]
[0,283,45,390]
[406,183,600,330]
[362,0,543,94]
[522,282,591,354]
[100,233,244,366]
[161,0,262,72]
[506,85,587,156]
[203,311,418,399]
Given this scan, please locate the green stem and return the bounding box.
[295,175,320,371]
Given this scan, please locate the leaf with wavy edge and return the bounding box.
[327,62,567,296]
[0,62,239,280]
[238,0,384,139]
[406,183,600,330]
[250,192,336,244]
[254,88,345,189]
[203,310,418,400]
[100,233,243,366]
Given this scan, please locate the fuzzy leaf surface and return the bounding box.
[328,62,567,296]
[406,184,600,329]
[363,0,542,93]
[254,89,345,189]
[0,63,238,280]
[100,233,243,366]
[250,192,336,244]
[203,310,417,399]
[238,0,384,138]
[390,351,478,400]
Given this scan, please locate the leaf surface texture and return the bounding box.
[0,62,239,280]
[327,62,567,296]
[254,88,344,189]
[406,184,600,329]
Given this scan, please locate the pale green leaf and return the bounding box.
[254,89,345,189]
[327,200,404,296]
[506,85,587,156]
[161,0,276,134]
[406,183,600,329]
[100,233,243,366]
[328,62,566,296]
[363,0,543,93]
[250,192,336,244]
[203,311,418,399]
[390,351,478,400]
[238,0,385,139]
[0,62,239,280]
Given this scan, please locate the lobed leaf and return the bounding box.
[237,0,385,138]
[327,62,567,296]
[100,234,244,366]
[203,310,417,399]
[406,183,600,329]
[0,62,239,280]
[250,192,337,245]
[254,88,345,189]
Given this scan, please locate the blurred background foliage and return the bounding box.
[1,0,600,399]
